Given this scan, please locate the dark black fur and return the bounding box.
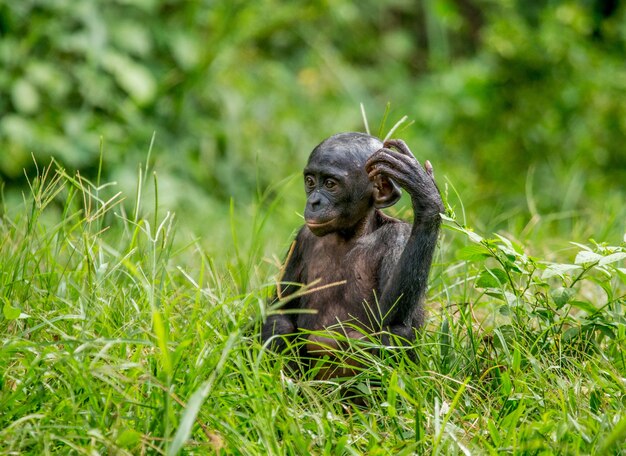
[262,132,443,362]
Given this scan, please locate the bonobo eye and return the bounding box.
[324,179,337,190]
[304,175,315,190]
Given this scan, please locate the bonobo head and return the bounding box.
[303,132,401,236]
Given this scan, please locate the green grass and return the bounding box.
[1,159,625,455]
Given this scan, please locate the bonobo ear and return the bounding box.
[373,175,402,208]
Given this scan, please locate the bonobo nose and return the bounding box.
[309,192,322,210]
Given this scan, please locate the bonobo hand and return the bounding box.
[365,139,444,217]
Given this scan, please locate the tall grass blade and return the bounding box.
[360,102,370,135]
[167,332,239,456]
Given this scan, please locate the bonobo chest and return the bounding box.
[296,234,382,331]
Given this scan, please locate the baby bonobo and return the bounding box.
[262,132,443,376]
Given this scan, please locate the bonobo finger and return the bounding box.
[367,161,403,183]
[365,148,391,170]
[372,147,424,178]
[366,148,407,172]
[368,164,405,187]
[383,139,413,157]
[425,160,434,179]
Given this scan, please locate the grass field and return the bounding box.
[1,156,625,455]
[2,1,626,454]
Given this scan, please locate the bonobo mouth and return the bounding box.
[305,219,335,230]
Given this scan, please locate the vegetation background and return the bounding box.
[0,0,625,454]
[2,0,626,246]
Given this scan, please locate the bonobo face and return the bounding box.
[303,133,382,236]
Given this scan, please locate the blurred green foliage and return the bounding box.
[0,0,624,240]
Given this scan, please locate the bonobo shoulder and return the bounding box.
[372,209,411,239]
[370,211,411,248]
